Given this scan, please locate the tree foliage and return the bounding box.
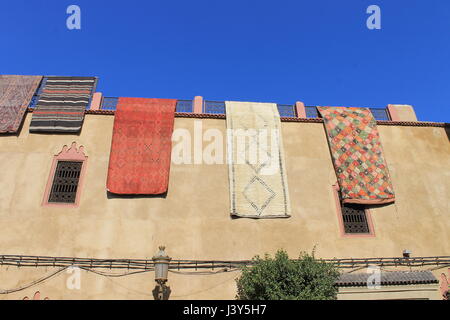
[236,249,340,300]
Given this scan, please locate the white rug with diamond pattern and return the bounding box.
[225,101,291,218]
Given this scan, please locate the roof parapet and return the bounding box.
[387,104,418,121]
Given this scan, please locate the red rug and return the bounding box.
[107,97,177,194]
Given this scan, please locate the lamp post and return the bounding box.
[152,246,172,300]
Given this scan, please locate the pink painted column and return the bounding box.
[387,104,400,121]
[89,92,103,111]
[193,96,203,114]
[387,104,418,121]
[295,101,306,118]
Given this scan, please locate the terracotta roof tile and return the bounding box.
[337,271,439,287]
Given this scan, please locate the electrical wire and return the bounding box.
[1,254,449,270]
[0,267,68,295]
[0,254,448,296]
[78,267,153,278]
[0,266,154,295]
[169,268,240,276]
[427,264,450,272]
[344,266,369,274]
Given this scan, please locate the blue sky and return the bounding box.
[1,0,449,122]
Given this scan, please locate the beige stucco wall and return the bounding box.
[0,113,448,299]
[337,283,440,300]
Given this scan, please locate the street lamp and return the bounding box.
[152,246,171,300]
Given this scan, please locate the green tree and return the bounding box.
[236,249,340,300]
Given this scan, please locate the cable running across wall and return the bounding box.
[1,254,449,271]
[0,258,448,296]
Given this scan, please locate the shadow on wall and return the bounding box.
[106,191,168,199]
[1,117,27,137]
[445,123,450,142]
[28,130,82,137]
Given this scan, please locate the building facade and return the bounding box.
[0,89,449,299]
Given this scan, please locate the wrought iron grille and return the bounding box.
[369,108,390,121]
[305,106,319,118]
[101,97,119,110]
[176,100,193,113]
[48,161,83,204]
[277,104,296,117]
[342,203,370,234]
[203,101,225,114]
[304,106,390,121]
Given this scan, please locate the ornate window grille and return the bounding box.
[277,104,296,117]
[369,107,391,121]
[101,97,119,110]
[48,161,83,203]
[100,98,193,112]
[332,184,374,236]
[203,100,225,114]
[305,106,319,118]
[176,100,193,113]
[341,203,370,234]
[202,101,299,116]
[306,106,390,121]
[43,142,88,207]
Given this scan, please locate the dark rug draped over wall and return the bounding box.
[0,75,42,133]
[107,97,177,195]
[29,76,96,133]
[318,107,395,205]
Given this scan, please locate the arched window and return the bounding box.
[332,184,375,237]
[42,142,88,207]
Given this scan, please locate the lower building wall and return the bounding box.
[0,266,240,300]
[0,265,446,300]
[0,113,448,299]
[338,284,440,300]
[0,266,442,300]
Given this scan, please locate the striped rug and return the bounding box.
[0,75,42,134]
[225,101,291,218]
[29,76,96,133]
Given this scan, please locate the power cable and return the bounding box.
[0,267,68,295]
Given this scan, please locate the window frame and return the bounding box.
[42,142,88,208]
[332,184,375,238]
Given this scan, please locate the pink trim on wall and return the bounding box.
[387,104,400,121]
[332,184,375,238]
[193,96,203,114]
[23,291,49,300]
[42,142,88,208]
[89,92,103,111]
[295,101,306,118]
[441,272,449,300]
